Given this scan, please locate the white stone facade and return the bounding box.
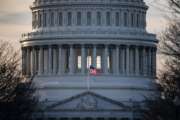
[20,0,158,119]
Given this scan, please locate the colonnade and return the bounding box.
[32,8,146,29]
[22,44,156,78]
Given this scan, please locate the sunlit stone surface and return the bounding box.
[20,0,158,119]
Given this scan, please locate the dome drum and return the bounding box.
[31,0,147,30]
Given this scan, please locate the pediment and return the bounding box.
[46,91,130,111]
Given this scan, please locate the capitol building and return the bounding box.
[20,0,158,119]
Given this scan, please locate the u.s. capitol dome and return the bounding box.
[20,0,158,119]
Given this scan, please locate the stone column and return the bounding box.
[121,47,125,75]
[112,48,116,74]
[48,45,52,75]
[129,48,133,75]
[26,47,30,76]
[31,47,35,76]
[126,45,130,75]
[58,45,62,75]
[104,45,109,74]
[143,47,147,76]
[81,45,86,74]
[38,46,43,75]
[92,45,97,68]
[115,45,120,75]
[22,48,26,75]
[135,46,140,76]
[148,47,152,77]
[34,48,38,74]
[69,45,74,75]
[152,47,157,78]
[53,47,57,75]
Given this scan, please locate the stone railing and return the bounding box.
[31,0,146,8]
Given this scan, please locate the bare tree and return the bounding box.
[159,22,180,99]
[143,97,176,120]
[168,0,180,15]
[143,1,180,119]
[0,40,20,102]
[0,40,38,120]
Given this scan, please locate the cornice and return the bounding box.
[21,28,156,42]
[31,2,148,11]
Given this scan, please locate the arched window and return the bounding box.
[124,12,128,27]
[136,13,140,27]
[77,12,82,25]
[34,12,38,28]
[58,12,63,26]
[39,13,42,27]
[106,12,111,26]
[43,12,47,27]
[131,13,134,27]
[67,12,72,26]
[115,12,120,26]
[139,12,143,28]
[142,12,146,28]
[97,12,101,26]
[87,12,92,26]
[50,12,54,26]
[32,12,36,28]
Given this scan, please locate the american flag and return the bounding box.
[89,65,97,75]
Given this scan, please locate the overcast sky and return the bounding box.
[0,0,169,49]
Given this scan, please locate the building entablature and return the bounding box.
[20,38,157,48]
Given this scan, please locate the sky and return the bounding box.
[0,0,169,49]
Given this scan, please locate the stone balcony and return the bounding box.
[21,27,156,43]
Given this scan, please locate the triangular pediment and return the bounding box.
[46,91,130,111]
